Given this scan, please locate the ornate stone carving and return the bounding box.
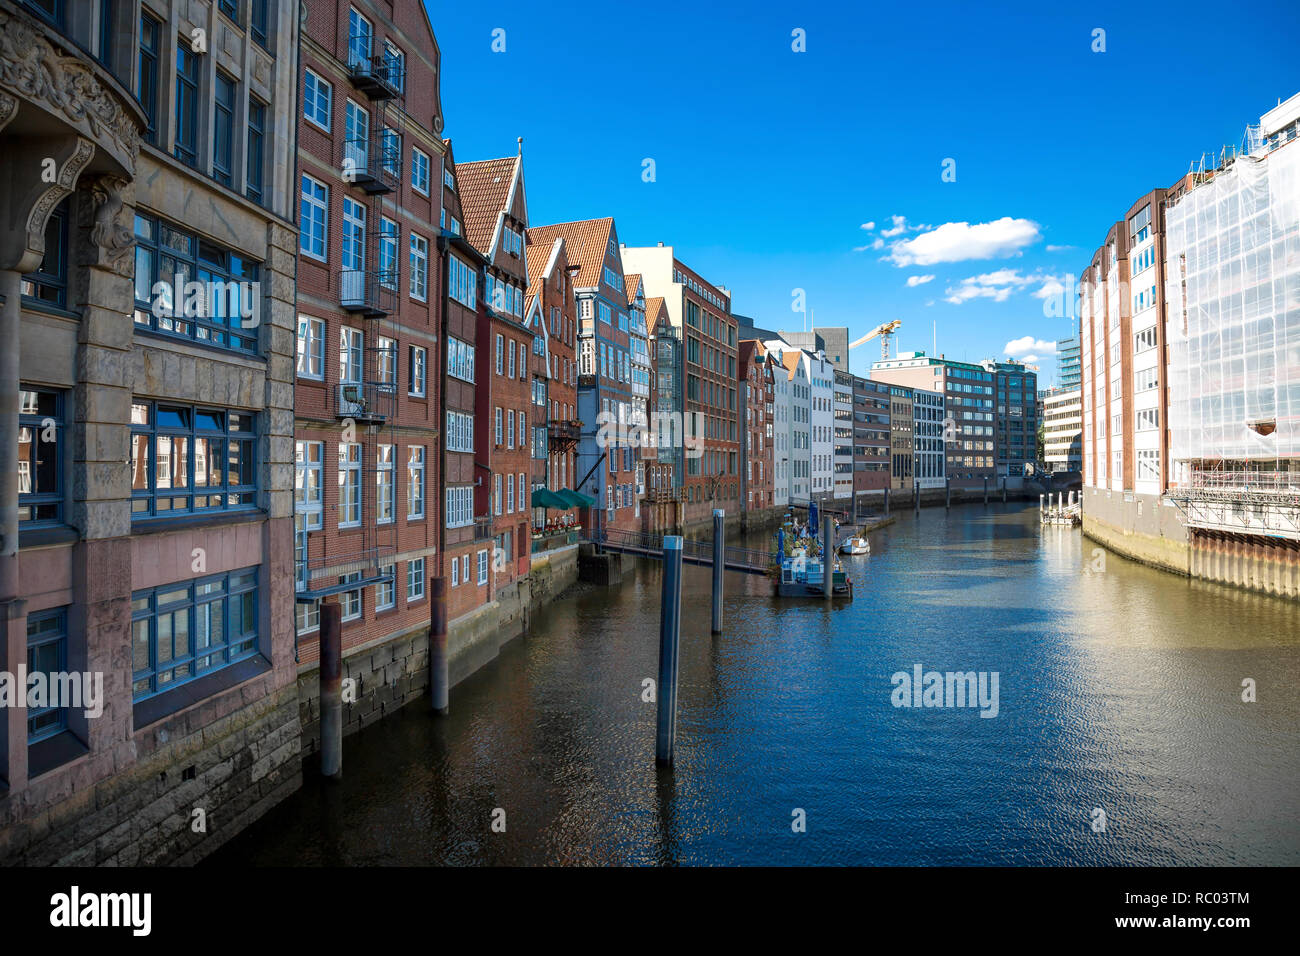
[0,89,16,133]
[87,174,135,271]
[0,8,139,165]
[24,135,94,259]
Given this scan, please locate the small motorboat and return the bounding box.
[839,536,870,555]
[774,548,853,599]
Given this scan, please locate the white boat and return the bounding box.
[839,536,870,555]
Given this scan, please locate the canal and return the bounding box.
[212,501,1300,865]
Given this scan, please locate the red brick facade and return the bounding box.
[741,340,775,512]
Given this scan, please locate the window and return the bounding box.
[130,402,256,518]
[495,407,503,445]
[412,148,430,195]
[507,473,514,513]
[344,96,370,172]
[174,41,200,166]
[1135,367,1159,392]
[295,440,323,530]
[408,345,426,396]
[1136,448,1159,482]
[21,197,68,308]
[378,335,397,386]
[447,411,474,453]
[133,214,261,352]
[18,388,63,525]
[445,486,472,527]
[378,217,400,290]
[377,444,395,524]
[340,571,362,622]
[138,14,160,144]
[451,555,459,587]
[449,255,476,308]
[494,474,502,516]
[461,554,469,584]
[296,316,324,379]
[131,568,259,701]
[303,69,332,130]
[508,409,515,448]
[408,446,425,518]
[380,128,401,177]
[218,0,239,21]
[407,558,425,601]
[246,98,266,204]
[1136,408,1159,432]
[410,233,428,301]
[444,167,456,191]
[296,596,319,634]
[383,40,405,92]
[508,339,516,378]
[300,175,328,261]
[347,7,372,70]
[1135,326,1158,353]
[495,334,504,375]
[339,326,363,383]
[342,197,366,292]
[338,442,361,527]
[26,607,68,742]
[477,550,488,585]
[213,73,236,186]
[376,565,395,611]
[250,0,269,47]
[448,337,475,383]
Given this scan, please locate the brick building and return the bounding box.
[527,218,641,534]
[524,227,582,536]
[852,376,892,505]
[293,0,444,669]
[456,148,532,600]
[740,340,775,515]
[621,244,741,528]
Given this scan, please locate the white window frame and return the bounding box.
[300,175,328,262]
[407,557,425,601]
[409,345,426,397]
[412,147,430,195]
[296,315,325,379]
[408,445,425,519]
[303,69,332,131]
[409,232,428,301]
[376,443,395,524]
[477,549,488,585]
[338,442,362,528]
[376,563,395,610]
[295,440,323,530]
[340,326,363,384]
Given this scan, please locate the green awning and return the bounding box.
[531,488,570,510]
[557,488,596,508]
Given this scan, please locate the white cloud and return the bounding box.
[861,221,876,231]
[1045,244,1076,253]
[1033,277,1067,300]
[942,269,1036,304]
[886,217,1041,267]
[906,274,936,287]
[1020,355,1039,363]
[1005,336,1055,357]
[880,214,911,238]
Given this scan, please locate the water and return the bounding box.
[212,502,1300,866]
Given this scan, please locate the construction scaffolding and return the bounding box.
[1164,122,1300,539]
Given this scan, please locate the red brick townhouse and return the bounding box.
[294,1,444,680]
[524,229,582,540]
[456,148,534,602]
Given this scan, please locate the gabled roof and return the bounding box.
[455,156,518,257]
[526,218,615,289]
[524,231,565,299]
[623,273,642,306]
[645,296,669,335]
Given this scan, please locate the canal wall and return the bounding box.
[0,682,302,866]
[1189,530,1300,600]
[1082,487,1190,576]
[295,545,579,762]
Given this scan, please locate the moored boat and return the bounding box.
[839,536,870,555]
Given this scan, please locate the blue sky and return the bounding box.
[425,0,1300,386]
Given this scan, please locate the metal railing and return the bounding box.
[588,527,773,575]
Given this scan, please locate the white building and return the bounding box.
[805,350,835,502]
[833,369,855,501]
[912,387,947,489]
[771,351,792,507]
[765,340,811,502]
[1043,388,1083,473]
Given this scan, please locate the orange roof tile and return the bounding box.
[454,157,517,257]
[525,218,615,290]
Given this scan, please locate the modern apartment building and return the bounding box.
[912,387,947,490]
[766,341,812,502]
[3,0,301,863]
[294,0,445,669]
[852,376,892,503]
[1042,388,1083,473]
[621,243,740,527]
[1056,336,1082,390]
[989,360,1039,478]
[888,386,915,494]
[871,352,996,488]
[529,219,640,533]
[833,369,855,501]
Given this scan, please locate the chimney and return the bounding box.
[657,241,663,247]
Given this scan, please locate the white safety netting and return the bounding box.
[1165,140,1300,479]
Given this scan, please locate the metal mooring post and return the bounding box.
[822,514,834,604]
[320,598,343,779]
[711,509,725,635]
[430,575,448,715]
[983,476,989,505]
[656,536,684,766]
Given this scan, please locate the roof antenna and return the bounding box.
[517,136,523,156]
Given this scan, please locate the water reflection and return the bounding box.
[212,502,1300,866]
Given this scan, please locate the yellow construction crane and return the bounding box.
[849,320,902,361]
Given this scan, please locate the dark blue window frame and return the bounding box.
[213,72,236,187]
[132,213,262,353]
[246,97,266,204]
[131,568,259,701]
[26,608,69,743]
[18,387,64,526]
[137,13,160,144]
[174,40,200,167]
[130,400,257,519]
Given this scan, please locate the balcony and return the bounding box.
[342,134,398,194]
[340,270,397,316]
[473,516,493,541]
[348,52,403,101]
[547,419,582,448]
[336,382,394,424]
